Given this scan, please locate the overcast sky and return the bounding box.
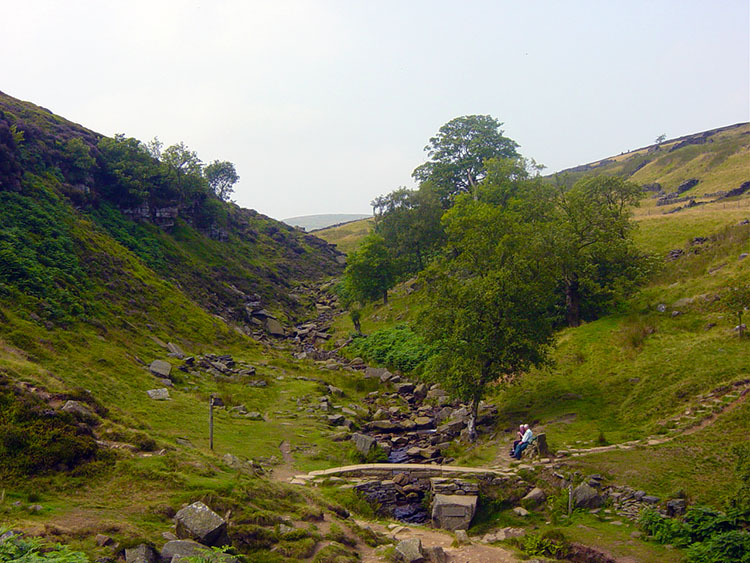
[2,1,748,220]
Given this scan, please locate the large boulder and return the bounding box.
[431,494,478,530]
[572,483,604,509]
[125,544,159,563]
[521,487,547,506]
[264,318,285,337]
[147,388,170,400]
[149,360,172,378]
[395,537,424,562]
[352,433,376,456]
[174,502,229,546]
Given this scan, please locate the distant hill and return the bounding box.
[282,213,371,231]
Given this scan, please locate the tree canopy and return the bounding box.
[371,185,445,275]
[204,160,239,201]
[549,175,649,327]
[418,194,557,440]
[341,233,397,306]
[412,115,519,206]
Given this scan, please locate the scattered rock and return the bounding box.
[454,529,470,545]
[96,534,115,547]
[62,400,95,419]
[521,487,546,506]
[513,506,530,517]
[352,433,377,456]
[149,360,172,378]
[395,537,424,562]
[125,544,159,563]
[161,539,237,563]
[174,501,229,546]
[423,545,447,563]
[666,498,687,516]
[147,388,170,401]
[167,343,186,359]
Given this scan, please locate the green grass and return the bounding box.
[315,218,374,255]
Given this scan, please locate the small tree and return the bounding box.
[342,233,397,305]
[722,282,750,339]
[655,134,667,144]
[204,160,239,201]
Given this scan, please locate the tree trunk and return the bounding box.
[353,317,362,335]
[466,396,479,442]
[565,275,581,327]
[382,290,388,305]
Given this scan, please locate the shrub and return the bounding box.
[0,531,88,562]
[518,529,569,558]
[347,324,437,373]
[686,530,750,563]
[0,377,98,477]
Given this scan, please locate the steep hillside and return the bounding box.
[556,123,749,208]
[0,91,344,330]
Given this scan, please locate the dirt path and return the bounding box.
[358,521,520,563]
[271,439,297,482]
[489,381,749,468]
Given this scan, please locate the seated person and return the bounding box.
[510,424,524,455]
[512,424,533,459]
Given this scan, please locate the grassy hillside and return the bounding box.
[314,217,374,255]
[558,123,750,203]
[330,191,750,504]
[0,93,374,560]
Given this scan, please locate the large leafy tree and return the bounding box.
[418,195,557,440]
[342,233,397,305]
[413,115,519,207]
[549,175,649,327]
[371,185,445,274]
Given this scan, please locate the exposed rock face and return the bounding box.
[174,502,229,546]
[431,494,477,530]
[150,359,172,378]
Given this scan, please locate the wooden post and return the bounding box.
[568,483,573,516]
[209,394,214,451]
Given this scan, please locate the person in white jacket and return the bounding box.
[512,424,533,459]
